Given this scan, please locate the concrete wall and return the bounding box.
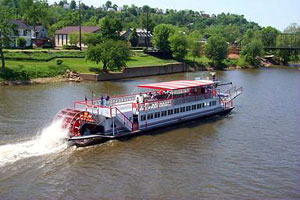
[80,63,188,81]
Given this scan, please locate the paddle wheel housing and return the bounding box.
[54,108,96,137]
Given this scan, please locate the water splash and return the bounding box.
[0,120,69,167]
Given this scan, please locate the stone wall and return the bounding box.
[80,63,188,81]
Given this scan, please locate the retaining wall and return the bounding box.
[80,63,189,81]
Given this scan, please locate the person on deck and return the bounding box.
[106,95,110,106]
[100,96,104,106]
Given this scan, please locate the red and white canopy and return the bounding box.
[138,80,214,90]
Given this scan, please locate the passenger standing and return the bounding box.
[106,95,110,106]
[100,96,104,106]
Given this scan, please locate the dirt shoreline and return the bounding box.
[0,76,67,86]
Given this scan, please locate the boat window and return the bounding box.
[213,101,217,106]
[154,112,160,118]
[174,108,180,114]
[180,107,185,112]
[147,113,154,120]
[141,115,146,121]
[168,109,173,115]
[209,101,212,106]
[192,105,196,110]
[202,103,205,108]
[197,104,201,109]
[186,106,191,111]
[161,110,167,117]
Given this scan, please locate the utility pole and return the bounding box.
[78,0,82,51]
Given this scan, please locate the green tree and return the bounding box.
[129,28,138,47]
[204,35,228,67]
[169,33,188,60]
[21,0,48,35]
[241,40,263,66]
[0,6,14,70]
[86,40,130,72]
[261,26,279,47]
[188,30,202,61]
[152,24,175,54]
[99,17,122,40]
[85,33,103,46]
[69,32,79,46]
[70,0,76,10]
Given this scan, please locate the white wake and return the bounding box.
[0,120,69,167]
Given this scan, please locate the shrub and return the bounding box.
[56,59,63,65]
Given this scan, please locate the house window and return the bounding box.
[154,112,160,118]
[141,115,146,121]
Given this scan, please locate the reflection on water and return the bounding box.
[0,68,299,199]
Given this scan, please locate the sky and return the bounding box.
[49,0,300,31]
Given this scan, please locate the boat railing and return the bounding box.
[137,91,217,112]
[114,107,133,131]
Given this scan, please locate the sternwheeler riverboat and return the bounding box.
[54,79,242,146]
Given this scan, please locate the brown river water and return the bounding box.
[0,67,299,199]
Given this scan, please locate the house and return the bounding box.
[9,19,48,48]
[54,26,101,48]
[121,28,152,47]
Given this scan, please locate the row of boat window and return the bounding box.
[141,100,217,121]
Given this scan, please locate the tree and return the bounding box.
[99,17,122,40]
[152,24,175,54]
[169,33,188,60]
[85,33,103,46]
[140,5,154,47]
[21,0,48,37]
[261,26,279,47]
[69,32,79,46]
[204,35,228,67]
[0,6,14,70]
[86,40,130,72]
[241,40,263,66]
[70,0,76,10]
[284,23,300,33]
[188,30,203,61]
[129,28,138,47]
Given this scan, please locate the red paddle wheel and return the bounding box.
[54,108,96,138]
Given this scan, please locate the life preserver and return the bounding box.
[212,90,217,97]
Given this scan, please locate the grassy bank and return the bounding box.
[0,51,177,81]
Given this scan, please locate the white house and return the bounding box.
[9,19,48,48]
[55,26,101,48]
[121,28,152,47]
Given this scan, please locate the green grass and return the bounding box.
[185,55,211,66]
[0,52,178,80]
[3,50,86,61]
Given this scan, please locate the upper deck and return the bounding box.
[73,80,217,118]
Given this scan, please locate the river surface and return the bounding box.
[0,67,299,199]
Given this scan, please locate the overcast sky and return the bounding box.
[48,0,300,31]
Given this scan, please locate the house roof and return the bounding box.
[55,26,101,34]
[10,19,32,30]
[138,80,214,90]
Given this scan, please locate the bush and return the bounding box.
[56,59,63,65]
[62,45,80,50]
[237,57,248,68]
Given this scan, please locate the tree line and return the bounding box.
[1,0,300,71]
